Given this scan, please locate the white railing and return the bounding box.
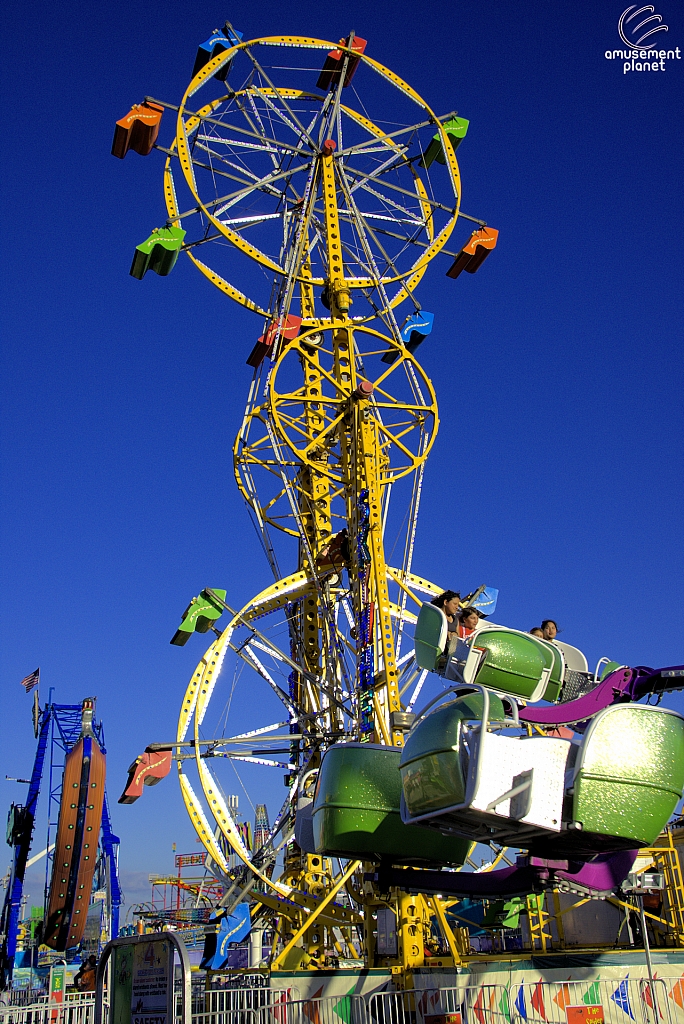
[0,998,95,1024]
[257,995,367,1024]
[10,971,677,1024]
[511,978,674,1024]
[367,984,509,1024]
[367,979,676,1024]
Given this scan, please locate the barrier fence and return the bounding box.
[0,998,95,1024]
[257,995,367,1024]
[367,980,675,1024]
[2,975,681,1024]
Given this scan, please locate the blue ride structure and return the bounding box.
[0,698,121,989]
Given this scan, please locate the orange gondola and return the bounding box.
[446,226,499,279]
[111,101,164,159]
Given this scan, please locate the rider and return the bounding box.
[430,590,461,661]
[457,607,480,638]
[541,619,559,642]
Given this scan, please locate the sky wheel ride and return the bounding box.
[115,26,684,974]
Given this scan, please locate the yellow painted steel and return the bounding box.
[267,324,438,484]
[173,564,440,899]
[169,42,460,297]
[272,859,361,970]
[429,896,463,965]
[251,885,363,927]
[193,744,290,895]
[161,35,477,972]
[177,772,231,874]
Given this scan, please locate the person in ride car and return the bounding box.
[541,619,559,641]
[458,607,480,638]
[430,590,461,662]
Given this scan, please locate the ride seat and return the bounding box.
[400,688,572,844]
[111,101,164,159]
[569,703,684,847]
[311,742,469,866]
[419,117,470,169]
[466,729,571,832]
[447,626,555,702]
[413,603,597,706]
[554,640,588,672]
[414,602,448,671]
[400,695,684,854]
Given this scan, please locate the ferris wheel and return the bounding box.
[115,27,500,967]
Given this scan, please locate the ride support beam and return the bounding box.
[357,409,402,745]
[320,145,401,747]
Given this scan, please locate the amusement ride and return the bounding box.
[106,25,684,978]
[0,696,121,988]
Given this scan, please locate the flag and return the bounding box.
[670,976,684,1011]
[554,985,572,1011]
[641,979,663,1019]
[515,985,528,1021]
[20,668,39,693]
[531,981,547,1020]
[583,982,601,1006]
[332,986,357,1024]
[611,979,634,1020]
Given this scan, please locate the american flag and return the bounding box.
[20,668,40,693]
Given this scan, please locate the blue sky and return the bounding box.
[1,0,683,912]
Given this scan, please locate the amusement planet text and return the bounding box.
[605,46,681,72]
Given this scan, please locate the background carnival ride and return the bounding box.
[0,698,121,988]
[113,27,684,973]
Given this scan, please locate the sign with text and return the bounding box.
[50,964,66,1024]
[567,1006,604,1024]
[174,852,206,869]
[130,940,172,1024]
[110,944,134,1024]
[425,1014,462,1024]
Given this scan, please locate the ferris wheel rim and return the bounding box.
[266,321,439,484]
[166,36,462,310]
[174,564,443,892]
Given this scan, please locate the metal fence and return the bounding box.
[4,974,681,1024]
[367,984,509,1024]
[367,980,676,1024]
[510,978,674,1024]
[256,995,367,1024]
[192,986,303,1024]
[0,998,95,1024]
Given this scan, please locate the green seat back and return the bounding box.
[600,660,623,681]
[534,637,564,702]
[573,705,684,845]
[471,630,549,700]
[400,692,505,819]
[414,602,447,671]
[312,742,469,865]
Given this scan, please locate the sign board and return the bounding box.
[49,965,66,1024]
[174,852,206,870]
[567,1006,605,1024]
[425,1014,462,1024]
[96,932,190,1024]
[130,940,172,1024]
[110,944,134,1024]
